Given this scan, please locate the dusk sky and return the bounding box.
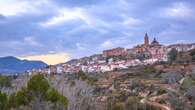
[0,0,195,65]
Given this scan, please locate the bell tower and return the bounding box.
[144,33,149,46]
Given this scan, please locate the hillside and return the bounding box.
[0,56,47,74]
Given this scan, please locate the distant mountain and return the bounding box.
[0,56,47,74]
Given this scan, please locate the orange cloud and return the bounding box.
[19,52,70,65]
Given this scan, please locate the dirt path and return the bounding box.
[140,98,171,110]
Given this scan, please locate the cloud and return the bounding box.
[23,37,40,46]
[160,2,194,19]
[52,0,103,7]
[0,0,195,60]
[0,0,28,16]
[0,0,53,16]
[40,7,91,27]
[100,40,114,49]
[0,14,6,20]
[100,36,133,50]
[40,6,111,31]
[19,52,71,65]
[122,17,142,26]
[76,43,87,50]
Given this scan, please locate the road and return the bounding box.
[140,97,171,110]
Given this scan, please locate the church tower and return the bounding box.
[144,33,149,46]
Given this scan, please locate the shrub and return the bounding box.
[0,91,8,110]
[69,80,76,87]
[126,96,139,110]
[15,88,31,107]
[168,48,178,64]
[157,88,167,95]
[77,71,98,85]
[159,99,166,104]
[0,76,11,88]
[143,66,156,73]
[112,102,124,110]
[192,55,195,61]
[8,74,69,109]
[181,77,194,90]
[27,74,50,97]
[46,88,60,103]
[77,71,88,80]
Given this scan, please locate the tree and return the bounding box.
[136,53,146,61]
[58,94,69,107]
[76,71,98,85]
[69,80,75,87]
[192,55,195,61]
[191,49,195,61]
[0,91,8,110]
[27,74,50,99]
[46,88,68,109]
[7,74,69,110]
[168,48,178,64]
[59,79,95,110]
[77,71,89,81]
[15,88,32,107]
[0,76,11,89]
[190,49,195,56]
[6,88,31,109]
[46,88,60,103]
[28,74,68,109]
[7,93,16,108]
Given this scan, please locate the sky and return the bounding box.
[0,0,195,65]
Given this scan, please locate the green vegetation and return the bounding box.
[77,71,98,85]
[167,48,195,64]
[107,95,161,110]
[191,70,195,80]
[136,53,150,61]
[159,99,166,104]
[7,88,32,108]
[168,48,178,64]
[126,96,140,110]
[27,74,50,99]
[143,66,156,73]
[191,49,195,61]
[190,49,195,56]
[0,74,69,110]
[69,80,76,87]
[192,55,195,61]
[157,88,167,95]
[46,88,68,106]
[169,93,189,110]
[0,76,11,88]
[0,92,8,110]
[77,71,88,80]
[181,76,195,90]
[112,102,124,110]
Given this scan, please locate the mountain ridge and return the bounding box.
[0,56,48,74]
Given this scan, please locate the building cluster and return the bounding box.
[31,33,195,75]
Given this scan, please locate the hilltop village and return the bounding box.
[32,33,195,75]
[1,34,195,110]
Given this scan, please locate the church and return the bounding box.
[134,33,167,61]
